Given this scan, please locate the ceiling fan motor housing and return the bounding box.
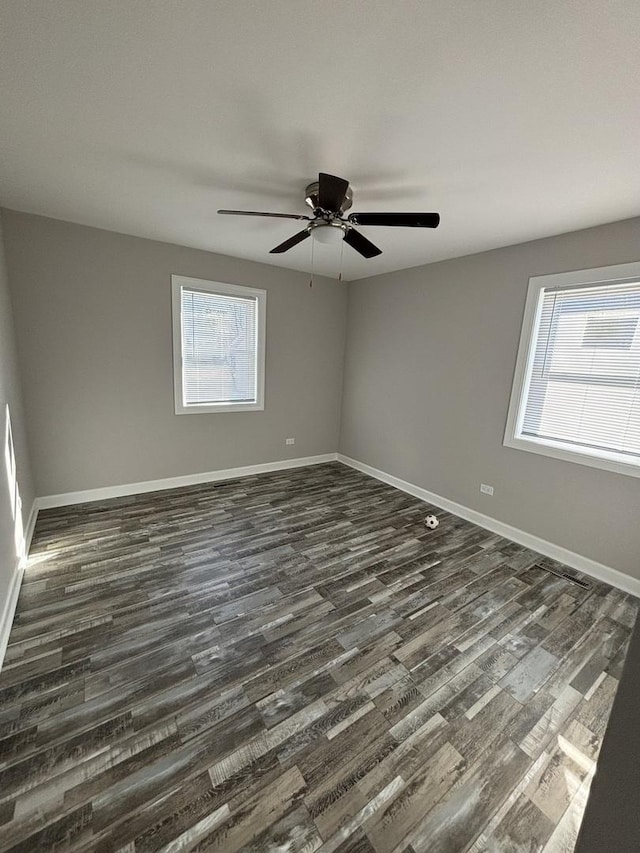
[305,181,353,214]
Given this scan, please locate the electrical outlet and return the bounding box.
[480,483,494,496]
[285,438,295,446]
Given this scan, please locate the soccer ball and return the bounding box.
[425,514,439,529]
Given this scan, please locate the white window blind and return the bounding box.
[181,289,257,405]
[505,264,640,477]
[171,276,266,414]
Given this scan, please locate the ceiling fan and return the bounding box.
[218,172,440,258]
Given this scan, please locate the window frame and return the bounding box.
[503,260,640,479]
[171,275,266,415]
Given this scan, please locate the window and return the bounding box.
[171,276,266,413]
[504,261,640,478]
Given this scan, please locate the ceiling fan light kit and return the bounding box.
[309,221,347,245]
[218,172,440,260]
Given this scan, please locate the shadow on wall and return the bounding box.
[4,404,25,563]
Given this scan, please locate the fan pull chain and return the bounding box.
[309,234,315,288]
[338,236,345,282]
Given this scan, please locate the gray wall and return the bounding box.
[0,213,34,612]
[4,206,639,579]
[2,211,346,497]
[340,217,640,579]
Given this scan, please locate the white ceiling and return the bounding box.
[1,1,639,281]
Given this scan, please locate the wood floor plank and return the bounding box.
[365,740,466,852]
[0,462,634,852]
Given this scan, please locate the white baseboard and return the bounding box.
[0,499,38,672]
[0,562,24,673]
[337,453,640,599]
[24,500,38,557]
[36,453,339,510]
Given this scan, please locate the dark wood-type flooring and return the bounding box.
[0,462,636,852]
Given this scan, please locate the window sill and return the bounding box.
[503,433,640,479]
[175,402,264,415]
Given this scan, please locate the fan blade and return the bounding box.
[348,212,440,228]
[318,173,349,212]
[218,210,310,220]
[343,228,382,258]
[269,229,311,254]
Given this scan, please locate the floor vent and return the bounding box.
[538,565,591,590]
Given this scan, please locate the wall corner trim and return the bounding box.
[35,453,339,510]
[337,453,640,599]
[0,500,39,672]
